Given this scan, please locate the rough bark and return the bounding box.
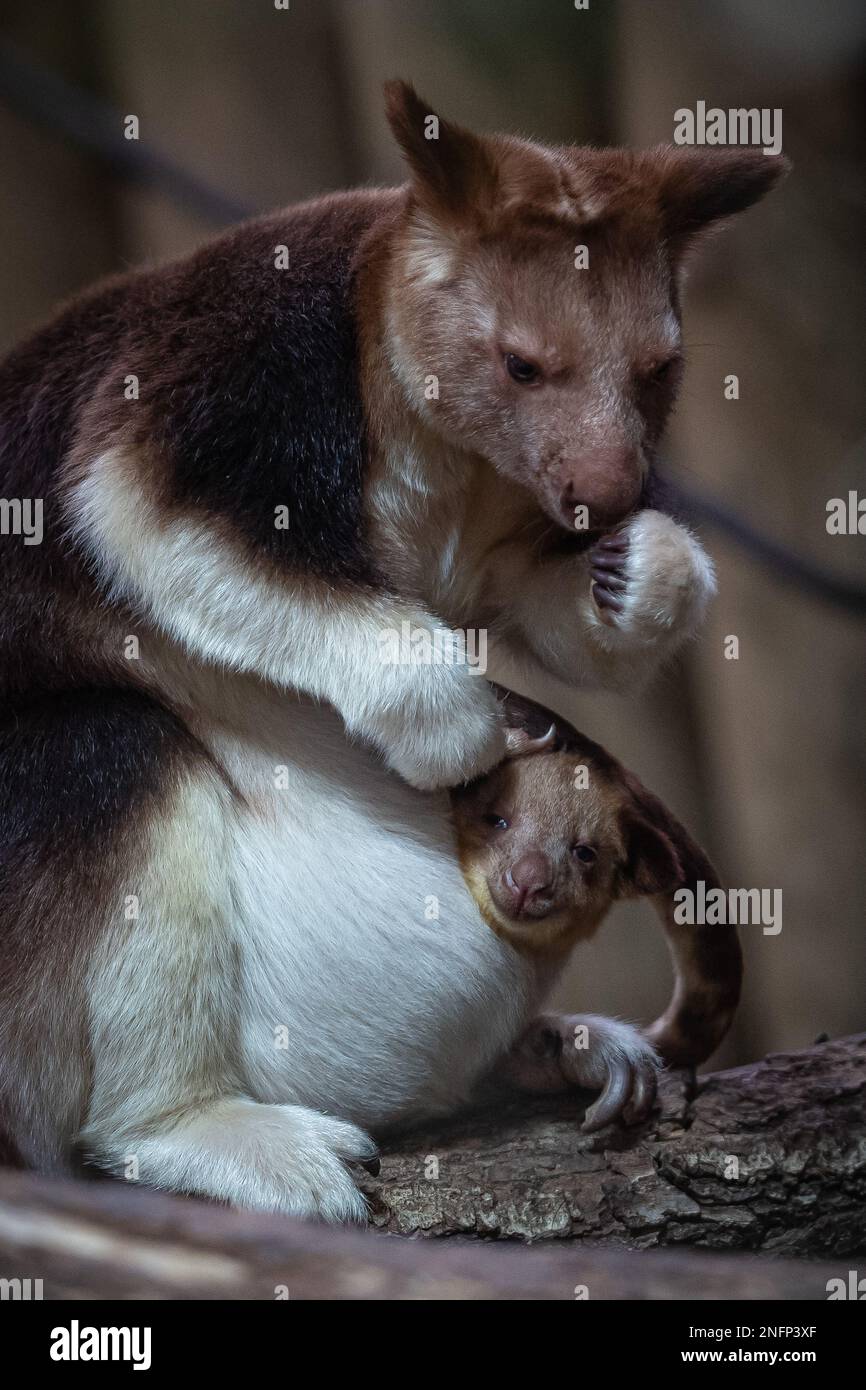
[0,1036,861,1300]
[364,1034,866,1255]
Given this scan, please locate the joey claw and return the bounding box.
[582,1056,658,1133]
[519,1014,661,1134]
[622,1062,658,1128]
[581,1056,632,1133]
[359,1155,381,1177]
[505,723,558,759]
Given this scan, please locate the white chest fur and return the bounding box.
[190,688,535,1132]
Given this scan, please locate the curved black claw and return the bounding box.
[590,532,630,621]
[591,583,624,615]
[623,1061,659,1127]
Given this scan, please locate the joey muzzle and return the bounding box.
[496,849,555,920]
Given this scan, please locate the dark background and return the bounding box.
[0,0,863,1066]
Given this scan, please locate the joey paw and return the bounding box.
[538,1013,662,1133]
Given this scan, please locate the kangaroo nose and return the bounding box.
[506,851,553,911]
[560,447,643,529]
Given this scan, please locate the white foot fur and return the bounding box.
[363,643,505,789]
[85,1098,377,1222]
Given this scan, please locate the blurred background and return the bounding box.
[0,0,863,1067]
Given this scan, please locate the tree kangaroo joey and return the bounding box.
[452,688,742,1117]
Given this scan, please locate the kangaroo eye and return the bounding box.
[571,843,596,864]
[640,355,680,387]
[505,352,542,385]
[484,813,510,830]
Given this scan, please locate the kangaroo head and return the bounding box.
[384,80,788,533]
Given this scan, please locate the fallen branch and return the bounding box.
[366,1034,866,1255]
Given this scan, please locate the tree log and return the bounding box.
[364,1034,866,1255]
[0,1036,862,1299]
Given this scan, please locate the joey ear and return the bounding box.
[505,724,558,758]
[489,682,613,768]
[653,145,790,241]
[383,79,498,220]
[623,813,683,896]
[492,684,577,749]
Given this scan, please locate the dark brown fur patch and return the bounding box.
[57,192,401,587]
[0,688,211,1171]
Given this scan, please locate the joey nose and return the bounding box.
[560,447,642,529]
[506,851,553,907]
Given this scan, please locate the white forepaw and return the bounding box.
[588,509,716,648]
[367,653,505,790]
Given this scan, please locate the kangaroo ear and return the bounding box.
[652,145,790,240]
[383,80,498,220]
[623,812,683,897]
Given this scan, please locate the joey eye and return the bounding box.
[484,813,510,831]
[505,352,542,385]
[571,843,597,865]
